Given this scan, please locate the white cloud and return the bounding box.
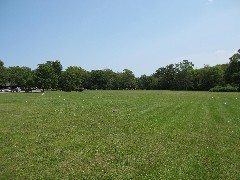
[208,0,214,3]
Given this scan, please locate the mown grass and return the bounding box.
[0,90,239,179]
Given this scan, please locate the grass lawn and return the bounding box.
[0,90,239,179]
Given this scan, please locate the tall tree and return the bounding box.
[60,66,86,91]
[50,60,62,76]
[89,70,109,90]
[8,66,33,88]
[225,49,240,88]
[0,60,4,67]
[154,64,176,90]
[174,60,194,90]
[121,69,136,89]
[8,66,23,86]
[23,68,35,89]
[102,69,116,90]
[0,60,8,86]
[34,63,58,91]
[112,72,123,90]
[194,65,225,91]
[60,71,73,91]
[46,60,63,88]
[137,75,158,90]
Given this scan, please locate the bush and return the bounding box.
[209,84,239,92]
[75,88,84,92]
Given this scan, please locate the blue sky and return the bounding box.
[0,0,239,76]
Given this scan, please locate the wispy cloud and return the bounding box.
[208,0,214,3]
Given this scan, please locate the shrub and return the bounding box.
[75,88,84,92]
[209,84,239,92]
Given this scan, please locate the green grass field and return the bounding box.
[0,90,239,179]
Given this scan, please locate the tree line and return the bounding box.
[0,49,239,91]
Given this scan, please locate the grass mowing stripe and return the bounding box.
[0,90,239,179]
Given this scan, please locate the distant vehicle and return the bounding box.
[4,89,11,92]
[12,87,21,92]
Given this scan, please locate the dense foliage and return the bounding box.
[209,84,239,92]
[0,49,240,91]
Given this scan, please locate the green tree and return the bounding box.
[137,75,158,90]
[0,62,8,86]
[225,49,240,88]
[45,60,63,89]
[8,66,23,86]
[81,71,91,89]
[121,69,136,89]
[174,60,194,90]
[89,70,109,90]
[60,66,86,91]
[154,64,176,90]
[194,65,225,91]
[0,60,4,67]
[61,71,73,91]
[24,68,35,89]
[8,66,34,88]
[50,60,62,76]
[50,60,62,88]
[112,72,123,90]
[34,63,58,91]
[102,69,116,90]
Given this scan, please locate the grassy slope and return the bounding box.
[0,91,239,179]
